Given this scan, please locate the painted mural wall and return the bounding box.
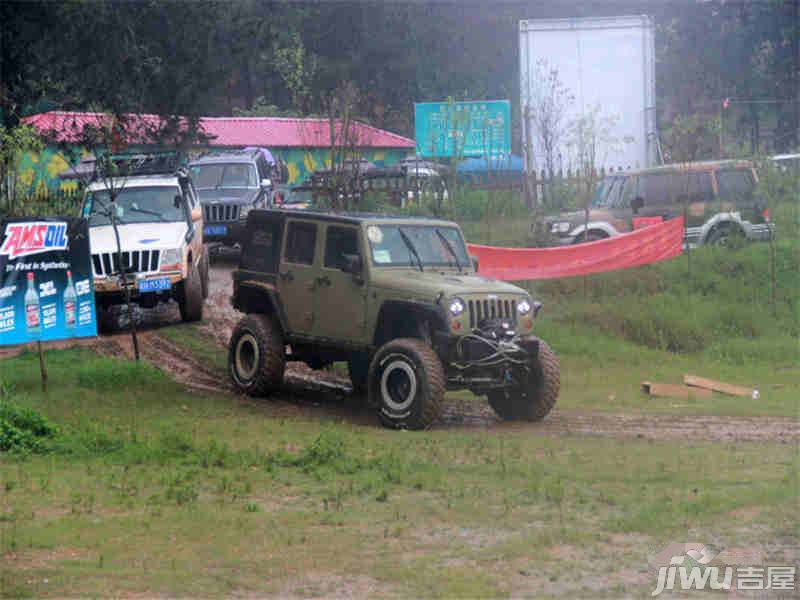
[16,145,409,194]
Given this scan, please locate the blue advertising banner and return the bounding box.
[0,218,97,345]
[414,100,511,159]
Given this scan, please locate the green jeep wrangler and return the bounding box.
[228,209,559,430]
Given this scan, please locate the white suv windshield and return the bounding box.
[368,224,469,268]
[84,186,184,225]
[190,163,258,188]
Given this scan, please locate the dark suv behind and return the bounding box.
[542,160,772,246]
[189,149,277,246]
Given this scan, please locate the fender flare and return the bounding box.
[373,299,449,346]
[699,212,749,245]
[569,221,619,240]
[234,279,289,333]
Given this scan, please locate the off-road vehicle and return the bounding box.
[189,148,280,246]
[80,159,209,322]
[539,160,773,247]
[228,209,559,430]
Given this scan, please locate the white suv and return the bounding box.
[81,170,209,322]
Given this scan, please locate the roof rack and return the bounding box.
[96,151,186,179]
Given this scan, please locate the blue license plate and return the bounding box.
[139,278,171,292]
[204,224,227,236]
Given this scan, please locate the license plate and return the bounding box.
[204,224,227,236]
[139,278,171,292]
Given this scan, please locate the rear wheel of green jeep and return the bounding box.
[369,338,444,430]
[229,314,285,396]
[488,339,560,421]
[178,261,204,322]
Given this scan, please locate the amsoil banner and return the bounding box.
[0,217,97,345]
[468,217,684,281]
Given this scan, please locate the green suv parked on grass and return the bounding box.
[228,209,559,430]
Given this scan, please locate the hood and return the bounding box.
[370,269,526,299]
[89,222,188,253]
[198,187,260,204]
[546,208,613,224]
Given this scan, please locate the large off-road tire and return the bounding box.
[178,261,204,322]
[228,314,285,396]
[368,338,445,430]
[706,223,746,248]
[348,354,370,397]
[199,246,210,299]
[488,339,560,421]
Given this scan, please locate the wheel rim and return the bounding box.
[380,359,417,413]
[235,333,259,381]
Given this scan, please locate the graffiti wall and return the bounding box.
[16,146,409,193]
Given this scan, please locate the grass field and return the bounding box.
[1,204,798,597]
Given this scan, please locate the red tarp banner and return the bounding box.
[468,217,684,281]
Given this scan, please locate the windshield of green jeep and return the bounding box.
[189,163,258,189]
[367,224,469,268]
[83,186,184,226]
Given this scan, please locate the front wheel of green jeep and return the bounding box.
[368,338,444,430]
[229,314,285,396]
[488,339,560,421]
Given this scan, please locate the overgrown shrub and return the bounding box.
[0,399,59,454]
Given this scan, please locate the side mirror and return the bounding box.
[341,253,362,275]
[174,195,183,209]
[261,178,272,190]
[470,255,479,272]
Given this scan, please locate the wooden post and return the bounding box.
[37,341,47,392]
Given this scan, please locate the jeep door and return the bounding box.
[313,224,367,342]
[278,219,320,335]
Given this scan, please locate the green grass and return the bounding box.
[0,348,797,597]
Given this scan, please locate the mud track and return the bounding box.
[6,250,796,444]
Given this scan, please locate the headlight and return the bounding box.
[517,299,532,315]
[449,297,465,316]
[550,222,571,234]
[161,248,182,266]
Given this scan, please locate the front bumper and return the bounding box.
[93,271,183,295]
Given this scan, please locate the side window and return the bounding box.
[241,220,282,273]
[284,222,317,265]
[640,173,677,206]
[324,226,360,270]
[688,172,714,203]
[716,169,754,203]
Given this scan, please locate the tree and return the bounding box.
[525,60,573,178]
[0,123,43,214]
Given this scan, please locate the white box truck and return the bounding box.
[520,15,657,174]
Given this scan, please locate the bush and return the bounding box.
[0,399,59,454]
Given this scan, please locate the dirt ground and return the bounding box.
[5,251,799,444]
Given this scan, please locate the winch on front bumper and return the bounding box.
[434,318,540,393]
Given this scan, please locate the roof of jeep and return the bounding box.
[249,208,459,227]
[605,159,754,178]
[86,174,182,191]
[189,151,258,166]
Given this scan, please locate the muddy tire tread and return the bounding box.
[228,314,285,396]
[488,338,559,421]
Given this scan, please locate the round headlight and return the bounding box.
[517,299,532,315]
[449,298,465,316]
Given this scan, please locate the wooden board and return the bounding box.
[683,374,756,398]
[642,381,713,399]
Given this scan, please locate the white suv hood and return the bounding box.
[89,222,188,253]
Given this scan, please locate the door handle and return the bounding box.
[279,269,294,281]
[316,275,331,287]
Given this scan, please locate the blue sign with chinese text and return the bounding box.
[414,100,511,158]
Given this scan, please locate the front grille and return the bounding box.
[203,204,240,222]
[92,250,160,277]
[467,298,516,329]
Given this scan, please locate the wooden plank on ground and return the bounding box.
[683,374,757,398]
[641,381,713,399]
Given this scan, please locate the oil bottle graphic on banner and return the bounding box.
[24,272,41,334]
[64,270,77,328]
